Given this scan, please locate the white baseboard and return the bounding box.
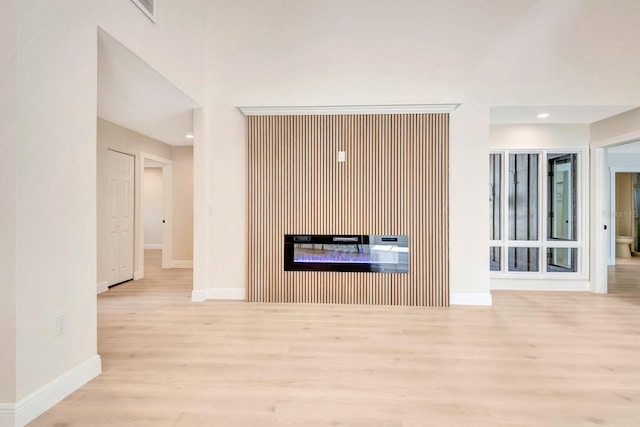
[133,270,143,280]
[0,404,15,427]
[97,281,108,294]
[450,292,493,306]
[144,244,163,250]
[490,279,590,291]
[191,287,246,302]
[0,355,101,427]
[170,260,193,269]
[191,289,208,302]
[207,287,246,300]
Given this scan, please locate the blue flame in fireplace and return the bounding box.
[293,244,398,264]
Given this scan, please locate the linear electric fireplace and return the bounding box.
[284,234,409,273]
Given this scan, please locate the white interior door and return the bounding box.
[107,150,135,286]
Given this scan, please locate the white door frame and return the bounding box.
[591,131,640,294]
[138,152,172,278]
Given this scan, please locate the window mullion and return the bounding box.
[541,150,548,272]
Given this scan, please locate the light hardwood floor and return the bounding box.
[30,251,640,426]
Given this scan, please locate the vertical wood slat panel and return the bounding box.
[247,114,449,306]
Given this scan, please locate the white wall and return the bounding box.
[592,108,640,143]
[490,124,590,149]
[143,168,164,248]
[0,0,17,408]
[204,0,640,300]
[203,1,498,298]
[8,0,207,420]
[449,104,490,296]
[16,1,99,405]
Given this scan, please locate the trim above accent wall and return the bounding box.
[238,103,460,116]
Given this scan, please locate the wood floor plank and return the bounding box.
[28,250,640,426]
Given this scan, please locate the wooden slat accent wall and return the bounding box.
[247,114,449,306]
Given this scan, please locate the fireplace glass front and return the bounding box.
[284,234,409,273]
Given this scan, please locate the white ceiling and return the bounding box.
[490,106,637,125]
[96,28,638,145]
[97,30,198,146]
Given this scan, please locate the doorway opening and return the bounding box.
[608,168,640,298]
[96,28,199,295]
[592,138,640,295]
[139,153,172,278]
[610,171,640,264]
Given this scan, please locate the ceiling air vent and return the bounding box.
[130,0,156,23]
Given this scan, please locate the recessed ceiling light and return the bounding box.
[537,113,550,119]
[185,134,194,139]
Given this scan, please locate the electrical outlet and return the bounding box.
[54,312,68,337]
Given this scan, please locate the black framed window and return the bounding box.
[490,154,502,241]
[547,248,577,272]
